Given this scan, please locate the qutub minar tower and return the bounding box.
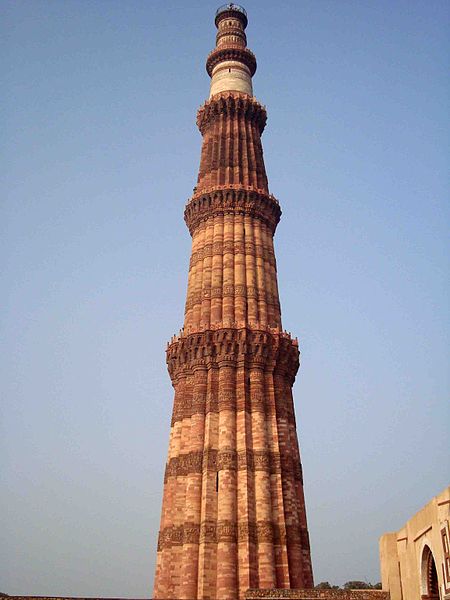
[153,5,314,599]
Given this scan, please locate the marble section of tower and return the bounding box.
[153,5,314,599]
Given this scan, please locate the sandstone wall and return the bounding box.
[246,590,389,600]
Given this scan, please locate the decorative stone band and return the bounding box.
[166,327,299,382]
[158,520,310,551]
[184,186,281,236]
[189,240,276,269]
[185,286,281,312]
[170,385,297,424]
[206,45,257,77]
[216,26,247,46]
[163,448,303,483]
[197,92,266,135]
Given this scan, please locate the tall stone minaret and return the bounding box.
[153,5,314,599]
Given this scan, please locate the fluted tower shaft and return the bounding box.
[153,6,313,599]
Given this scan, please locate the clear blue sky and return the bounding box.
[1,0,448,595]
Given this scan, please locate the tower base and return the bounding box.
[246,589,389,600]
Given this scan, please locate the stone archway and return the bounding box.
[421,544,440,599]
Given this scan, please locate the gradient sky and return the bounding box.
[1,0,449,595]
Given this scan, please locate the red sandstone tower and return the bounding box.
[153,5,313,599]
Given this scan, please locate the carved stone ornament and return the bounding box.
[163,448,300,479]
[166,327,299,381]
[184,186,281,236]
[158,520,307,551]
[153,6,315,597]
[197,91,264,134]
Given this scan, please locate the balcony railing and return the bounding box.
[216,4,247,20]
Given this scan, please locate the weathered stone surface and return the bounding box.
[195,93,269,194]
[153,6,313,600]
[5,594,390,600]
[7,598,146,600]
[246,591,390,600]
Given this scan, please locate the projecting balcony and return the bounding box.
[215,3,248,28]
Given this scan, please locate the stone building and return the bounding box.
[153,4,313,599]
[380,486,450,600]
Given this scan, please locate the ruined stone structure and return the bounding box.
[153,5,313,599]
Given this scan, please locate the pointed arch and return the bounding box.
[421,544,440,599]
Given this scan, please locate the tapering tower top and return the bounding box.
[207,4,256,98]
[215,3,248,28]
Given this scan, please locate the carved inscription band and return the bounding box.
[158,521,310,551]
[185,286,281,312]
[189,241,277,269]
[170,388,297,424]
[163,448,302,483]
[163,448,303,480]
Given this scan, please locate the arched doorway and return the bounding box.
[421,545,440,599]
